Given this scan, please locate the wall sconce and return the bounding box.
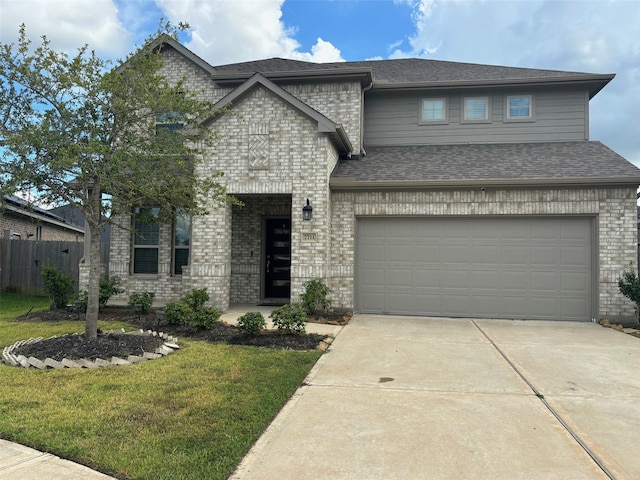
[302,198,313,221]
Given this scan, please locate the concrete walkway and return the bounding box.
[230,315,640,480]
[0,439,116,479]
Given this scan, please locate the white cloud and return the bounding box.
[156,0,344,64]
[0,0,131,57]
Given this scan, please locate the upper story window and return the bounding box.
[505,94,534,121]
[155,110,184,144]
[133,207,160,274]
[173,209,191,275]
[420,98,448,124]
[463,96,490,122]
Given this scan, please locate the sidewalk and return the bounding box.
[0,439,116,479]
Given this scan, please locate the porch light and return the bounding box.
[302,198,313,221]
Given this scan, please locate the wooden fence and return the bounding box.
[0,239,109,296]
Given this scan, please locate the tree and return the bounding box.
[0,22,232,339]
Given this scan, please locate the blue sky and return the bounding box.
[1,0,639,167]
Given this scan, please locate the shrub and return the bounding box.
[128,292,155,314]
[41,262,74,309]
[300,278,332,316]
[163,301,192,326]
[191,306,221,331]
[618,269,640,320]
[183,288,209,311]
[163,289,220,330]
[270,302,307,335]
[237,311,267,336]
[99,275,124,307]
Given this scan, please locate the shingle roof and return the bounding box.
[330,142,640,189]
[213,57,612,95]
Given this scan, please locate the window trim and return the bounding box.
[172,209,191,275]
[419,97,448,125]
[462,96,491,123]
[132,206,160,275]
[504,94,535,122]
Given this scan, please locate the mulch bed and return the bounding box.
[10,306,350,361]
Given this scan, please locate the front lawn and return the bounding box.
[0,293,322,479]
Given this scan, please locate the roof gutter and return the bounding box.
[330,176,640,191]
[371,74,615,99]
[211,68,374,87]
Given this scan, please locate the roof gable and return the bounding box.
[204,73,353,155]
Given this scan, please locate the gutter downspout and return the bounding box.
[360,77,374,157]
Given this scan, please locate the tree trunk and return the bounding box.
[84,191,103,340]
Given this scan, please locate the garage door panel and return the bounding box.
[502,245,530,265]
[387,268,413,287]
[471,245,500,264]
[531,272,559,291]
[357,217,593,321]
[560,246,589,266]
[561,272,589,293]
[414,268,439,287]
[501,271,530,290]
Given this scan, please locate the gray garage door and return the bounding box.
[356,217,594,321]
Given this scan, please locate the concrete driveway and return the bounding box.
[230,315,640,480]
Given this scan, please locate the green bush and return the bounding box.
[164,301,192,326]
[300,278,332,316]
[270,302,307,335]
[237,312,267,336]
[99,275,124,307]
[618,269,640,320]
[191,306,221,331]
[41,262,74,309]
[128,292,155,314]
[183,288,209,311]
[163,289,220,330]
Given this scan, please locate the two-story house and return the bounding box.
[107,37,640,322]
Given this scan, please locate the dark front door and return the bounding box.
[265,218,291,299]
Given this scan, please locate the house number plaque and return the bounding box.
[301,232,317,243]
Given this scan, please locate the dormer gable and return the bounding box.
[203,73,353,156]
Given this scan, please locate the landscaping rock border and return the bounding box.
[1,329,180,369]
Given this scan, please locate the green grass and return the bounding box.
[0,293,322,479]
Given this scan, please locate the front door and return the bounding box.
[264,218,291,299]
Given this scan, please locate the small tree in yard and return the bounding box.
[0,22,234,339]
[618,269,640,321]
[41,262,74,309]
[300,278,332,317]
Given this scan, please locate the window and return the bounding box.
[506,95,534,121]
[133,207,160,274]
[463,96,490,122]
[155,111,184,144]
[173,209,191,275]
[420,98,448,124]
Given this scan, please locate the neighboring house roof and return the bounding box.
[205,73,353,155]
[330,141,640,189]
[49,204,110,243]
[1,195,85,234]
[212,57,613,98]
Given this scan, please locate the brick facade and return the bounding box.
[329,187,638,321]
[1,211,83,242]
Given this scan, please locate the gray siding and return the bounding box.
[363,86,588,146]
